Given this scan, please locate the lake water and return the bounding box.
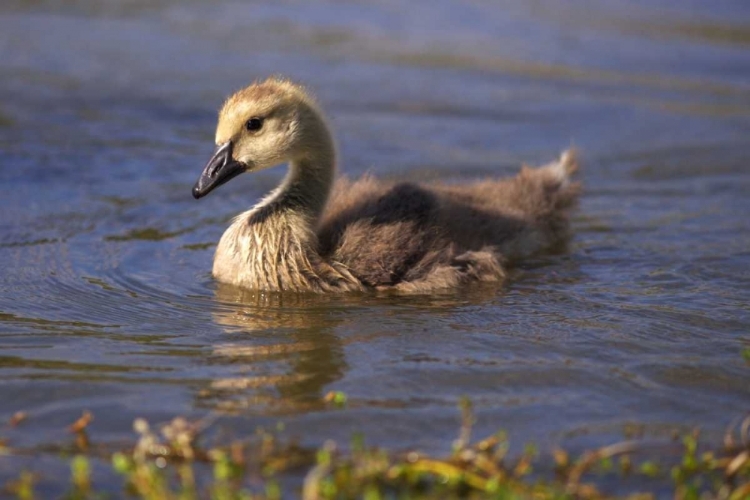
[1,0,749,495]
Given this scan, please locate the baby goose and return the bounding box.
[193,77,580,293]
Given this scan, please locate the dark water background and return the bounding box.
[1,0,749,495]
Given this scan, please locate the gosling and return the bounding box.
[192,77,581,293]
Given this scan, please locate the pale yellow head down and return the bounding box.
[215,77,327,172]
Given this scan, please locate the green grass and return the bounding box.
[1,399,749,499]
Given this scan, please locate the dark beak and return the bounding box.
[192,141,246,199]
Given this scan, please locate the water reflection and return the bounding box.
[197,281,513,415]
[198,284,350,414]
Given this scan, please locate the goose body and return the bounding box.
[193,77,581,293]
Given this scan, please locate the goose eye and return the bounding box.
[245,117,264,132]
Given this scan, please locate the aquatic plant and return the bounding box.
[1,400,748,499]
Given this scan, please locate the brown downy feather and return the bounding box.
[319,150,580,292]
[193,77,581,293]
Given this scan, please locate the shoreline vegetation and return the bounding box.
[2,399,749,499]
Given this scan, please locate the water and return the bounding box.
[1,0,749,494]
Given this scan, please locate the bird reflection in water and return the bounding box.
[195,283,353,415]
[194,278,519,415]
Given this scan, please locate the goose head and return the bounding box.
[192,78,322,199]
